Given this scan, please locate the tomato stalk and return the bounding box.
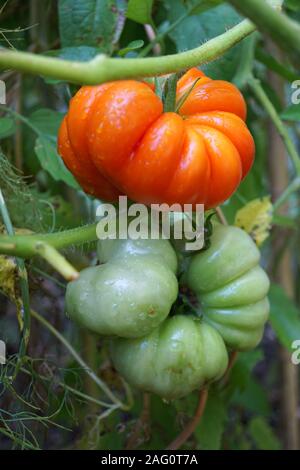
[0,20,255,84]
[163,73,180,113]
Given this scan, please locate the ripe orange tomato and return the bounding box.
[58,68,255,208]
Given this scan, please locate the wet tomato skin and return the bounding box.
[58,68,255,208]
[65,238,178,338]
[111,315,228,400]
[186,224,270,350]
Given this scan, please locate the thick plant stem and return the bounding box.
[0,20,255,84]
[228,0,300,58]
[0,223,98,258]
[166,387,208,450]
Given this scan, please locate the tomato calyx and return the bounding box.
[163,73,180,113]
[175,77,202,114]
[159,72,203,114]
[169,284,201,318]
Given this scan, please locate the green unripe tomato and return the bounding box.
[65,257,178,338]
[111,315,228,400]
[186,224,270,350]
[97,237,178,273]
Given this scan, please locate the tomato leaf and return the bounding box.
[29,109,65,138]
[248,417,281,450]
[234,196,273,246]
[284,0,300,11]
[58,0,126,53]
[163,1,246,80]
[195,389,227,450]
[118,39,144,57]
[0,117,16,139]
[269,283,300,351]
[188,0,224,15]
[34,136,79,190]
[49,46,102,62]
[126,0,154,25]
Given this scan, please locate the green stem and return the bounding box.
[34,241,79,281]
[30,309,130,410]
[0,223,98,258]
[248,77,300,176]
[228,0,300,58]
[0,19,255,84]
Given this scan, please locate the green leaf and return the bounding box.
[269,283,300,351]
[50,46,102,62]
[195,389,226,450]
[249,417,281,450]
[58,0,126,53]
[28,109,65,138]
[232,375,271,416]
[118,39,144,57]
[34,136,79,190]
[163,1,245,80]
[284,0,300,11]
[126,0,154,24]
[0,117,16,139]
[280,104,300,121]
[189,0,224,15]
[229,349,264,393]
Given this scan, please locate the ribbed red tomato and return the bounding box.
[58,68,255,208]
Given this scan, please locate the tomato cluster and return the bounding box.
[62,68,266,399]
[65,224,270,400]
[58,68,255,208]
